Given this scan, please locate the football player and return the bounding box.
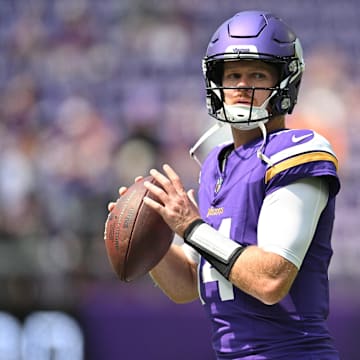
[110,10,340,359]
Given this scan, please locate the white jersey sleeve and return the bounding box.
[257,177,329,269]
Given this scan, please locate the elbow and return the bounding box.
[257,279,291,305]
[255,264,298,305]
[260,293,285,306]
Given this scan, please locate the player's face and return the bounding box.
[222,60,278,106]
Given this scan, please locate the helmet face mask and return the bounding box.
[203,11,305,129]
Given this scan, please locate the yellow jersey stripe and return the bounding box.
[265,151,338,184]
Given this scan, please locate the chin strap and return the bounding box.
[256,121,273,166]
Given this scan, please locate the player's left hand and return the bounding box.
[143,164,201,238]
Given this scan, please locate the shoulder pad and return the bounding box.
[265,130,338,184]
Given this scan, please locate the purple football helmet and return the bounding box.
[203,10,305,130]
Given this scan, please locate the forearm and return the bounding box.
[184,221,298,305]
[149,244,199,304]
[228,246,297,305]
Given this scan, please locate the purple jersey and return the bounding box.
[197,129,340,359]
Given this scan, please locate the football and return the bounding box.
[104,176,173,282]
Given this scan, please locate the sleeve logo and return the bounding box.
[291,133,313,143]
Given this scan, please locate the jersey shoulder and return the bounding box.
[266,129,337,163]
[264,129,340,194]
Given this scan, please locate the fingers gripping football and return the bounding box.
[107,177,144,212]
[143,164,201,237]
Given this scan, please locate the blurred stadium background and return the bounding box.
[0,0,359,359]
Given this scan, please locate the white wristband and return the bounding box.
[186,223,242,263]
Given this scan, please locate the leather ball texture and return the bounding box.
[104,176,173,282]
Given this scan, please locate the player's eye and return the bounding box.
[252,72,267,80]
[223,72,241,85]
[225,73,240,79]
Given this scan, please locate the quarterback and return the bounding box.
[111,10,340,359]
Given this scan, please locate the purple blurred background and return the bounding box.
[0,0,359,359]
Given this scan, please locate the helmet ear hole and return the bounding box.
[281,98,291,111]
[269,89,289,115]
